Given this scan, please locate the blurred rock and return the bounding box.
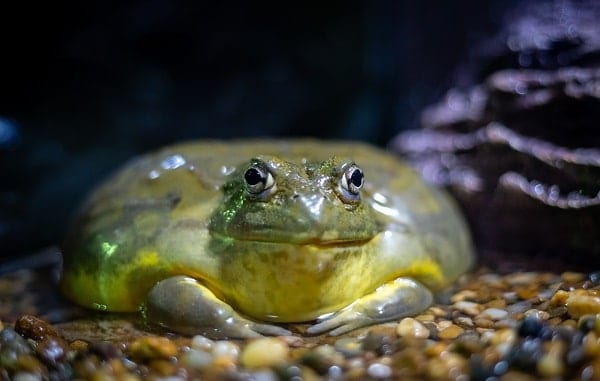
[392,0,600,270]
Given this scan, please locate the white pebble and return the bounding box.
[13,373,41,381]
[191,335,214,352]
[212,341,240,360]
[367,363,393,379]
[481,308,509,321]
[181,349,213,370]
[251,370,278,381]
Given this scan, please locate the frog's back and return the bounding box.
[61,139,472,312]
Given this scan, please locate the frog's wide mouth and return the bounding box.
[211,232,374,247]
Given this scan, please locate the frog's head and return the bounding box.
[209,155,380,245]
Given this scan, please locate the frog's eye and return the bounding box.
[244,164,275,195]
[340,164,364,199]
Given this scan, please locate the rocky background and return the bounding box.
[393,0,600,270]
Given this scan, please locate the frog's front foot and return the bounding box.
[306,278,433,336]
[145,276,291,339]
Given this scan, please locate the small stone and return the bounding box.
[69,340,89,352]
[304,344,345,373]
[523,309,550,321]
[428,306,448,317]
[438,324,464,340]
[240,338,289,368]
[489,328,516,346]
[485,299,507,309]
[212,341,240,361]
[480,308,509,321]
[14,316,57,341]
[367,362,392,379]
[190,336,214,352]
[35,336,68,366]
[454,316,474,328]
[180,349,213,370]
[537,354,565,377]
[561,272,584,283]
[334,337,363,357]
[451,290,479,303]
[250,369,278,381]
[15,355,45,374]
[397,318,430,339]
[150,359,176,376]
[565,290,600,318]
[90,341,122,360]
[474,317,494,328]
[551,290,570,305]
[13,373,41,381]
[453,301,482,315]
[129,336,178,360]
[505,272,538,286]
[414,314,435,322]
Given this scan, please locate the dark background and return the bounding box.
[0,1,518,257]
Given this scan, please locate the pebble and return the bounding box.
[367,362,392,379]
[211,341,240,361]
[396,317,430,339]
[537,353,565,377]
[480,308,509,321]
[334,337,363,357]
[7,268,600,380]
[438,324,464,340]
[14,315,57,341]
[564,290,600,318]
[129,337,178,360]
[240,338,289,368]
[190,335,214,352]
[180,349,213,370]
[453,301,482,316]
[12,373,41,381]
[35,336,68,366]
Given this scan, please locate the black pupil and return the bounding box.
[245,167,264,186]
[350,169,363,187]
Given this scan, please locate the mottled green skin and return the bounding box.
[61,140,473,337]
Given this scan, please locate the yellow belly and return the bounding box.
[214,241,385,322]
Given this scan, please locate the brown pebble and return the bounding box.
[451,290,478,303]
[15,355,46,374]
[561,272,584,283]
[150,359,176,376]
[129,336,178,360]
[473,317,494,328]
[438,324,464,340]
[70,340,89,352]
[564,290,600,318]
[14,315,57,341]
[551,290,570,305]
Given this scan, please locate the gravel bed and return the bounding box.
[2,268,600,380]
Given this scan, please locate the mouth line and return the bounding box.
[212,233,371,247]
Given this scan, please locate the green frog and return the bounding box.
[61,140,473,338]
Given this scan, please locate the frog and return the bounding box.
[60,139,474,339]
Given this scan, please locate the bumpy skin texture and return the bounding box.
[61,140,473,338]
